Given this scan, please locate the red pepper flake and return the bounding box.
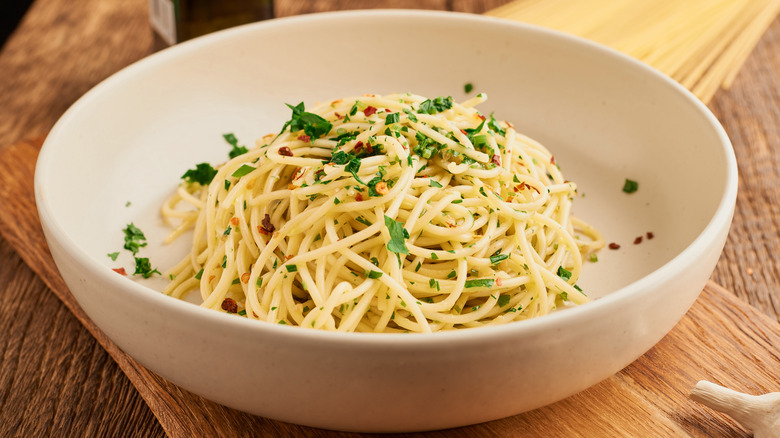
[112,267,127,276]
[221,298,238,313]
[297,135,310,143]
[354,141,364,152]
[241,272,251,283]
[258,214,275,235]
[384,108,393,113]
[634,236,643,245]
[279,146,293,156]
[355,193,363,202]
[285,254,294,261]
[477,114,486,120]
[230,217,240,226]
[335,112,342,119]
[646,232,654,239]
[460,129,468,135]
[608,243,621,250]
[363,106,377,116]
[491,154,501,166]
[495,277,503,287]
[550,155,556,165]
[375,182,389,195]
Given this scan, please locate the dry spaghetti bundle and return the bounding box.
[486,0,780,102]
[161,93,603,333]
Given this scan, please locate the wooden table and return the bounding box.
[0,1,778,436]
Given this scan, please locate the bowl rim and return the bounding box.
[35,9,738,346]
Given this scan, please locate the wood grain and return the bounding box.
[1,137,778,437]
[708,17,780,321]
[1,0,779,436]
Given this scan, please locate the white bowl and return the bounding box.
[35,10,737,432]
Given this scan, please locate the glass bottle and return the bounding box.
[149,0,274,50]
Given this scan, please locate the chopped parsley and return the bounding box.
[489,253,509,265]
[464,279,494,288]
[403,108,418,122]
[367,270,383,279]
[497,295,511,307]
[122,223,147,255]
[487,112,506,136]
[384,215,409,255]
[132,257,160,279]
[557,266,572,281]
[623,178,639,193]
[107,252,119,261]
[280,102,333,140]
[223,133,248,158]
[182,163,217,185]
[418,96,453,114]
[286,264,298,272]
[367,176,385,197]
[429,180,443,188]
[232,164,255,178]
[330,150,366,184]
[464,82,474,93]
[344,158,365,184]
[385,112,400,124]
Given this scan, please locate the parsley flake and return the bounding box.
[133,257,160,279]
[122,223,147,255]
[182,163,218,185]
[232,164,255,178]
[281,102,333,140]
[418,96,453,114]
[223,133,248,158]
[623,178,639,193]
[490,253,509,265]
[384,215,410,255]
[557,266,573,281]
[464,279,494,288]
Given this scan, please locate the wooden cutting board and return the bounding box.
[2,136,778,437]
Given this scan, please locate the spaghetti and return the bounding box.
[486,0,780,103]
[161,93,603,333]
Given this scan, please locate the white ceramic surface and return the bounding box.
[35,10,737,432]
